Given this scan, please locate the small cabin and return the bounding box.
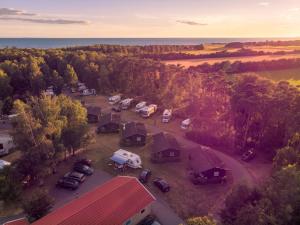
[188,147,226,184]
[86,106,102,123]
[151,132,181,163]
[120,122,147,147]
[97,113,121,133]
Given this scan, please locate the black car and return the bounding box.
[242,149,256,162]
[76,158,92,167]
[139,169,152,183]
[74,163,94,176]
[56,177,79,190]
[153,178,170,192]
[64,171,86,183]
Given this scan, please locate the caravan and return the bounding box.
[108,95,121,105]
[181,118,192,130]
[110,149,142,169]
[120,98,134,110]
[162,109,172,123]
[135,101,147,113]
[0,135,15,156]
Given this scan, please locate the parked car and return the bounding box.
[153,178,170,192]
[242,149,256,162]
[112,105,122,112]
[76,158,92,167]
[137,215,155,225]
[74,163,94,175]
[64,171,86,183]
[139,169,151,183]
[56,177,79,190]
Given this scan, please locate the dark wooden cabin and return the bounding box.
[120,122,147,146]
[151,132,181,163]
[87,106,102,123]
[97,113,121,133]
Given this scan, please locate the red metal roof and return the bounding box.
[4,218,29,225]
[32,176,155,225]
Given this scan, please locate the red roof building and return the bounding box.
[32,176,156,225]
[4,218,29,225]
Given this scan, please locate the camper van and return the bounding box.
[108,95,121,105]
[0,135,15,156]
[135,101,147,113]
[80,89,96,96]
[162,109,172,123]
[181,118,192,130]
[120,98,134,110]
[140,104,158,118]
[111,149,142,169]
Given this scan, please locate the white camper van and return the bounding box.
[111,149,142,169]
[140,104,158,118]
[135,101,147,113]
[162,109,172,123]
[0,160,11,170]
[108,95,121,105]
[181,118,191,130]
[120,98,134,110]
[0,135,14,156]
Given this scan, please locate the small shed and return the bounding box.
[151,132,181,163]
[188,147,226,184]
[97,113,121,133]
[86,106,102,123]
[120,122,147,147]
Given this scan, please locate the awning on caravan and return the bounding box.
[110,154,128,165]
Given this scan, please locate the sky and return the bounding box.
[0,0,300,38]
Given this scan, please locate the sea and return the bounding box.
[0,38,299,49]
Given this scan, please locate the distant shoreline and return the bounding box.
[0,37,299,49]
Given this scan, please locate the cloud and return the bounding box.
[258,2,270,7]
[176,20,207,26]
[0,17,89,25]
[0,8,36,16]
[289,8,300,12]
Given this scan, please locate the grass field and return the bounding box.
[255,68,300,81]
[164,54,300,68]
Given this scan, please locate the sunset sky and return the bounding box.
[1,0,300,38]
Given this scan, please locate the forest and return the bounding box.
[0,45,300,224]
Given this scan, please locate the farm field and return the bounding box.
[163,53,300,67]
[255,68,300,81]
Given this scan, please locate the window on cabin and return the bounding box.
[214,171,220,177]
[137,136,141,142]
[170,151,175,157]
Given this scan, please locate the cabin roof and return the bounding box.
[121,122,147,139]
[151,132,181,153]
[87,106,101,116]
[98,113,121,127]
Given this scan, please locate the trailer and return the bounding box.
[110,149,142,169]
[140,104,157,118]
[108,95,121,105]
[120,98,134,110]
[80,89,96,96]
[0,135,15,156]
[135,101,147,112]
[162,109,172,123]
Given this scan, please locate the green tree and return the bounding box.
[186,216,216,225]
[0,69,13,100]
[63,64,78,87]
[22,188,54,222]
[0,166,22,203]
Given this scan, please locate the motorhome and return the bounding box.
[120,98,134,110]
[140,104,157,118]
[108,95,121,105]
[162,109,172,123]
[110,149,142,169]
[0,135,14,156]
[181,118,192,130]
[80,89,96,96]
[135,101,147,112]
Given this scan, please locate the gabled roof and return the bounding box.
[86,106,101,116]
[188,147,223,172]
[121,122,147,139]
[151,132,181,153]
[32,176,155,225]
[98,113,121,127]
[4,218,29,225]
